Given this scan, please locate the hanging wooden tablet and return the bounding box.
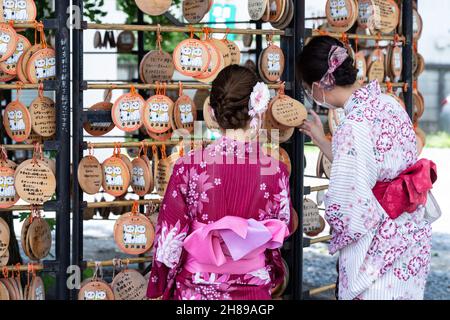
[140,50,174,84]
[223,38,240,65]
[328,108,346,134]
[0,68,14,81]
[135,0,172,16]
[414,53,425,78]
[173,86,197,133]
[173,38,210,77]
[20,215,35,260]
[117,31,135,52]
[119,154,133,177]
[242,34,253,48]
[155,147,178,197]
[268,0,284,23]
[182,0,209,23]
[259,42,285,83]
[412,7,422,40]
[271,88,307,128]
[84,102,115,136]
[28,275,44,300]
[0,250,8,266]
[203,96,220,131]
[354,51,367,84]
[78,151,103,195]
[144,87,174,134]
[114,203,154,255]
[262,145,291,176]
[358,0,375,31]
[17,43,42,83]
[261,0,271,22]
[0,217,10,257]
[0,23,17,62]
[389,45,402,79]
[78,279,114,300]
[271,0,294,30]
[102,149,130,197]
[210,38,231,67]
[316,190,325,206]
[0,0,37,23]
[3,100,31,142]
[325,0,356,33]
[367,60,385,82]
[29,94,56,137]
[27,214,52,260]
[0,34,31,75]
[373,0,400,34]
[248,0,268,21]
[93,31,101,48]
[112,87,145,132]
[131,157,152,196]
[111,268,147,300]
[194,38,224,83]
[0,281,9,300]
[147,126,173,142]
[15,158,56,204]
[26,47,56,83]
[0,166,19,208]
[303,198,325,236]
[0,278,15,300]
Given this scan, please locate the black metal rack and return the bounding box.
[70,0,415,301]
[0,0,71,300]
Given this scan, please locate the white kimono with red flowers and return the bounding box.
[325,81,432,300]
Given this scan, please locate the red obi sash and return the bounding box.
[372,159,437,219]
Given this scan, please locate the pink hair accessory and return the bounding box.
[319,45,349,90]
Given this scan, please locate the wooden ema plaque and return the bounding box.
[271,95,307,128]
[328,108,346,134]
[367,60,385,83]
[144,94,173,134]
[84,102,115,136]
[17,43,42,83]
[3,100,31,142]
[194,39,223,83]
[117,31,135,52]
[135,0,172,16]
[119,154,133,178]
[223,39,240,65]
[268,0,284,23]
[78,280,114,300]
[0,217,10,257]
[358,0,376,30]
[373,0,399,34]
[303,198,325,236]
[0,23,17,62]
[28,276,45,300]
[27,216,52,260]
[0,68,14,81]
[112,91,145,132]
[114,209,155,255]
[262,145,292,176]
[173,39,210,77]
[271,0,294,30]
[26,48,56,84]
[390,45,402,79]
[111,269,147,300]
[131,157,152,196]
[29,96,56,137]
[412,8,423,40]
[259,44,285,83]
[0,34,31,75]
[182,0,209,24]
[0,250,9,266]
[15,159,56,204]
[248,0,269,21]
[140,50,174,84]
[0,0,37,23]
[211,38,231,67]
[155,153,178,197]
[325,0,356,32]
[173,94,197,133]
[78,155,103,195]
[0,166,19,208]
[355,51,367,84]
[102,156,130,197]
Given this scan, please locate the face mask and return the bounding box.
[311,82,337,110]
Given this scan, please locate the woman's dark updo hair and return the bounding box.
[297,36,357,87]
[210,65,258,130]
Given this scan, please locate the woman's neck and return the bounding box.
[333,82,362,108]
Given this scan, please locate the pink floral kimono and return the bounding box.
[147,137,293,300]
[325,81,432,300]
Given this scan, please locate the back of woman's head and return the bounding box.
[210,65,258,130]
[297,36,357,87]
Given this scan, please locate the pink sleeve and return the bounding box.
[146,161,190,299]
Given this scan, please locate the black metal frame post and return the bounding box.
[54,0,71,300]
[402,0,414,119]
[72,0,85,300]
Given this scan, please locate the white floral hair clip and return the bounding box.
[249,82,271,131]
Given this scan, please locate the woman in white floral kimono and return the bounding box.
[147,65,293,300]
[297,36,437,300]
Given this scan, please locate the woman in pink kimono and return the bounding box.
[146,65,293,300]
[297,36,437,300]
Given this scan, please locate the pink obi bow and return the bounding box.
[183,216,289,274]
[372,158,437,219]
